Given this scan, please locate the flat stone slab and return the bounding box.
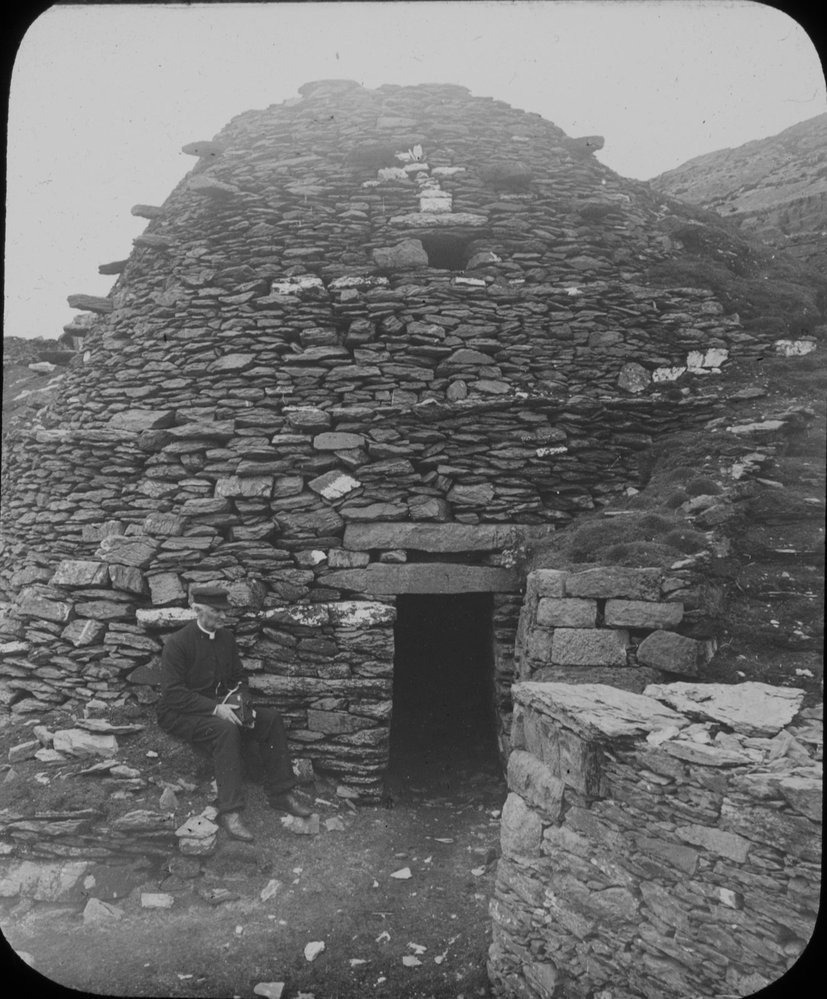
[324,563,520,594]
[565,567,662,600]
[643,681,805,737]
[604,599,683,630]
[530,666,662,694]
[551,628,630,667]
[313,432,365,450]
[52,729,119,758]
[0,860,89,901]
[16,589,72,623]
[107,409,175,431]
[513,682,689,740]
[343,522,552,552]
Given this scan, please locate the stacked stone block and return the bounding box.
[515,567,713,692]
[488,681,821,999]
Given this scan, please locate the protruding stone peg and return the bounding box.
[181,140,225,158]
[131,205,162,219]
[66,294,113,314]
[98,260,128,275]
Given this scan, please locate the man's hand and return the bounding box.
[213,703,242,726]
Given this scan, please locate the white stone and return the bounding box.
[253,984,285,999]
[52,729,118,758]
[652,366,686,382]
[377,167,409,181]
[774,339,816,357]
[175,815,218,840]
[418,192,453,213]
[390,212,487,227]
[687,348,728,372]
[260,604,331,628]
[643,681,805,737]
[304,941,325,962]
[270,275,325,295]
[328,275,389,289]
[431,166,466,177]
[141,892,175,909]
[308,470,361,501]
[136,607,195,628]
[328,600,396,627]
[83,898,125,924]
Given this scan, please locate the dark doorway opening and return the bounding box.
[387,593,501,796]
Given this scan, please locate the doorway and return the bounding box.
[388,593,501,792]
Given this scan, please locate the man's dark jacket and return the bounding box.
[157,620,245,725]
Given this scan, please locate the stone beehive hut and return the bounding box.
[1,80,759,798]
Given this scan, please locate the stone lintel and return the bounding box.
[325,562,520,594]
[343,522,552,552]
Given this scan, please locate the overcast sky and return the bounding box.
[5,1,826,341]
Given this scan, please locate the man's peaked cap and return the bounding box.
[190,584,231,609]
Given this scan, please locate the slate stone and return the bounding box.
[674,824,751,862]
[61,619,106,647]
[148,573,186,606]
[313,432,365,450]
[506,750,564,820]
[96,536,158,568]
[306,710,367,735]
[513,682,688,739]
[50,561,109,588]
[108,410,175,431]
[108,564,146,594]
[644,681,805,737]
[53,729,119,758]
[16,589,72,624]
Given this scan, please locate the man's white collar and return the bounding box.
[196,620,216,640]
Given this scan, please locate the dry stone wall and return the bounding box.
[0,80,773,792]
[514,567,717,704]
[488,681,822,999]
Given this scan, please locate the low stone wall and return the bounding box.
[487,680,821,999]
[515,567,715,694]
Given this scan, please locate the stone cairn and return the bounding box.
[0,79,779,798]
[488,681,822,999]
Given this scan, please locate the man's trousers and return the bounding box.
[159,706,296,814]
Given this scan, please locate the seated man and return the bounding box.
[157,584,311,842]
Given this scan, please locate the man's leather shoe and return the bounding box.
[270,791,313,818]
[220,810,254,842]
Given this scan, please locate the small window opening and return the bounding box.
[420,233,471,271]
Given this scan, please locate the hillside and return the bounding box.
[650,113,827,277]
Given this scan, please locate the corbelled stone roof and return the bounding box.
[0,80,805,794]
